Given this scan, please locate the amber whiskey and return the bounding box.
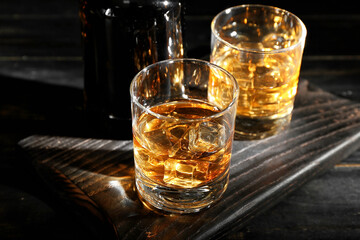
[133,100,232,188]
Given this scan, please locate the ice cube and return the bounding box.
[262,33,285,50]
[163,159,209,188]
[134,147,163,179]
[253,65,281,88]
[166,123,188,143]
[165,123,190,158]
[142,119,172,155]
[143,118,165,133]
[240,41,264,51]
[188,121,226,155]
[208,68,236,110]
[262,32,295,50]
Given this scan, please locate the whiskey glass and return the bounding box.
[211,5,306,139]
[130,59,239,213]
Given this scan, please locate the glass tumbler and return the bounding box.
[211,4,306,139]
[130,59,239,214]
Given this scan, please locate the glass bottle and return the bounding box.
[79,0,184,138]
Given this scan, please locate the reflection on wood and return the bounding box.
[19,81,360,239]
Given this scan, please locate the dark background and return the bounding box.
[0,0,360,239]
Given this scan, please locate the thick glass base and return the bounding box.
[234,114,292,140]
[135,169,229,214]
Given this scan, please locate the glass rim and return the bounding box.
[211,4,307,54]
[130,58,239,122]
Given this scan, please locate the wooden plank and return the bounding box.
[0,17,80,57]
[239,167,360,239]
[18,80,360,239]
[301,58,360,101]
[0,0,76,15]
[0,60,83,88]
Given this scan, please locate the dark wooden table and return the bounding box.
[1,0,360,239]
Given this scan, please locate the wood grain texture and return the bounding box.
[18,80,360,240]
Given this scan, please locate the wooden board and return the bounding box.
[18,80,360,240]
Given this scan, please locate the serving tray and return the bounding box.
[18,80,360,240]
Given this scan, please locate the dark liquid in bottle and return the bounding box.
[79,0,183,138]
